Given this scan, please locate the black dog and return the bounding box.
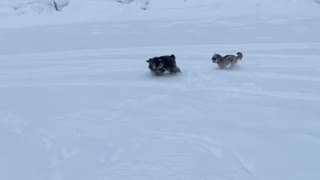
[146,54,181,76]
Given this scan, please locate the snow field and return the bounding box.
[1,37,320,180]
[1,1,320,180]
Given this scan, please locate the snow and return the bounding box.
[1,1,320,180]
[0,0,320,28]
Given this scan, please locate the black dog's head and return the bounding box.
[153,58,164,70]
[147,57,164,70]
[211,53,222,63]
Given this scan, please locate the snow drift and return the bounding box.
[0,0,319,28]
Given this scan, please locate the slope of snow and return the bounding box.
[1,17,320,180]
[0,0,319,28]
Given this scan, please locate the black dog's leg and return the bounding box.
[167,66,181,73]
[153,69,165,76]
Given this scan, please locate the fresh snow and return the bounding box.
[1,0,320,28]
[1,1,320,180]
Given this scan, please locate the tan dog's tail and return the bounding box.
[236,52,243,61]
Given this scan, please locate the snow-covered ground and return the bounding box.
[1,0,320,28]
[1,1,320,180]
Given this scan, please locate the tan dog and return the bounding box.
[211,52,243,69]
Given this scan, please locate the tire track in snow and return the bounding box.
[144,131,256,179]
[0,80,185,89]
[236,71,320,82]
[202,87,320,102]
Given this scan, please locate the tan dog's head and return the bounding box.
[211,54,222,63]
